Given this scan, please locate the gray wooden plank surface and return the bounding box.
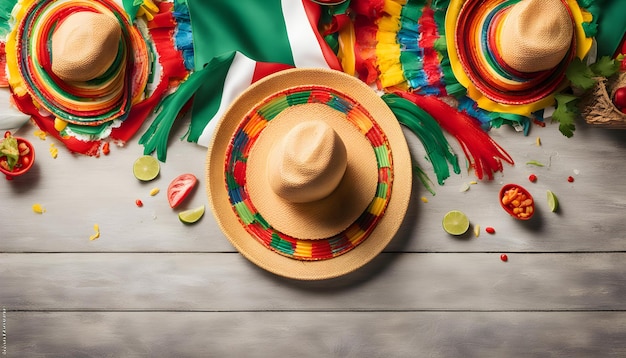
[1,252,624,311]
[2,114,626,357]
[5,311,626,358]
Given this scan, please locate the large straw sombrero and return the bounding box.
[446,0,593,116]
[6,0,149,126]
[206,68,412,280]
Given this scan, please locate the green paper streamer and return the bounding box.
[382,93,460,186]
[139,53,231,161]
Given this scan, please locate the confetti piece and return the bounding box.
[89,224,100,241]
[102,142,110,155]
[500,254,508,262]
[526,160,544,167]
[420,196,428,203]
[32,203,45,214]
[49,143,58,158]
[536,137,541,146]
[485,226,496,234]
[567,176,575,183]
[469,181,477,185]
[33,130,47,140]
[528,174,537,182]
[474,224,480,237]
[150,188,160,196]
[459,182,470,192]
[135,199,144,207]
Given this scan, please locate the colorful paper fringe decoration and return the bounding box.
[351,0,463,97]
[390,89,514,180]
[332,0,514,182]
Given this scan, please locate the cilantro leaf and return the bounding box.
[552,94,579,138]
[590,56,620,78]
[0,135,19,170]
[566,58,596,91]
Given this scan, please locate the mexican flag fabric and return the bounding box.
[140,0,342,160]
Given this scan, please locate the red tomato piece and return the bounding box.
[167,173,198,208]
[613,87,626,109]
[102,142,110,155]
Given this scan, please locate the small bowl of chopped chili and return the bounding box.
[0,131,35,180]
[499,183,535,220]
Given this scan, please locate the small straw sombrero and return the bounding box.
[6,0,149,126]
[446,0,593,116]
[206,68,412,280]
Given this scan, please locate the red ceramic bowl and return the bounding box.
[0,132,35,180]
[499,183,535,220]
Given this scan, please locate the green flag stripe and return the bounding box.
[187,0,295,69]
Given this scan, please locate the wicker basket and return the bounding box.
[580,72,626,128]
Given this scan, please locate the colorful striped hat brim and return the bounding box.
[206,68,412,280]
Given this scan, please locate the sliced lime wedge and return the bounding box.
[178,205,205,224]
[442,210,470,236]
[133,155,160,182]
[546,190,559,212]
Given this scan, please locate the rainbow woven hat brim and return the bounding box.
[446,0,593,116]
[206,68,412,280]
[6,0,149,126]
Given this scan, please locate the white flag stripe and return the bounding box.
[197,52,257,147]
[282,0,331,68]
[197,1,330,146]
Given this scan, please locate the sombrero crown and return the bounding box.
[499,0,573,73]
[267,120,348,204]
[51,11,122,83]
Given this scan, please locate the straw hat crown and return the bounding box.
[499,0,574,73]
[268,120,348,204]
[51,12,121,82]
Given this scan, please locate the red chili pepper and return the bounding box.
[528,174,537,183]
[567,176,574,183]
[485,227,495,234]
[135,199,143,207]
[500,254,508,262]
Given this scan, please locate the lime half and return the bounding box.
[442,210,470,236]
[546,190,559,212]
[178,205,205,224]
[133,155,160,181]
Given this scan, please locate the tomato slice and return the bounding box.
[167,173,198,208]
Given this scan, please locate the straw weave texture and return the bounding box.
[581,72,626,128]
